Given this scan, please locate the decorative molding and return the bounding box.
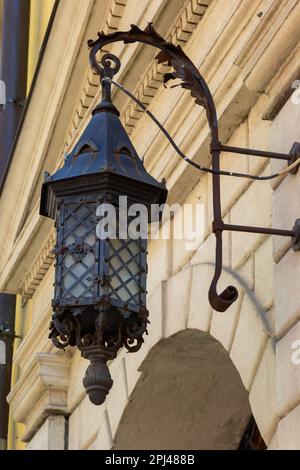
[12,304,53,372]
[7,352,70,442]
[21,230,55,298]
[65,0,127,148]
[65,0,210,153]
[124,0,210,134]
[262,38,300,120]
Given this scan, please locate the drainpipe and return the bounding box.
[0,0,30,180]
[0,0,30,450]
[0,295,16,450]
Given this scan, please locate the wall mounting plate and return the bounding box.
[288,142,300,175]
[292,218,300,251]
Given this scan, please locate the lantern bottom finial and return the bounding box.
[82,346,116,405]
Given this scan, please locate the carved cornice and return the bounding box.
[65,0,210,151]
[7,352,70,442]
[65,0,127,148]
[124,0,210,134]
[20,230,55,298]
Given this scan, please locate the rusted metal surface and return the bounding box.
[218,144,291,161]
[221,223,295,238]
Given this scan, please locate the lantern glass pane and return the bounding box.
[0,340,6,365]
[108,238,141,304]
[60,202,96,299]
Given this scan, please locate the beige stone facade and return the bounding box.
[2,0,300,449]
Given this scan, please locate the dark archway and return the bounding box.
[114,329,252,450]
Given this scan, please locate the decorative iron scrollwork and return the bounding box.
[88,23,300,313]
[49,316,76,349]
[88,23,218,135]
[68,237,91,262]
[87,23,236,312]
[49,304,149,404]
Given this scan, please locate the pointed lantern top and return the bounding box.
[40,53,167,219]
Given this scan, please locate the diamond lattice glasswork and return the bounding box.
[60,203,96,299]
[108,238,141,304]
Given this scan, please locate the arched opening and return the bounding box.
[114,329,262,450]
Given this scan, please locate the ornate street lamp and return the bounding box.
[40,51,167,405]
[41,23,300,405]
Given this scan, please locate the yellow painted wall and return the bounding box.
[8,0,55,449]
[7,297,32,450]
[27,0,55,94]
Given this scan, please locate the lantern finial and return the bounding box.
[92,53,121,116]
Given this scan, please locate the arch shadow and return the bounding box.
[114,329,252,450]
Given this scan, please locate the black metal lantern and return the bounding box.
[40,53,167,405]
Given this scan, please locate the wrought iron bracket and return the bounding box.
[212,141,300,171]
[87,24,300,313]
[213,220,300,249]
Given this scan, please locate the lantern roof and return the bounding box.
[40,85,167,219]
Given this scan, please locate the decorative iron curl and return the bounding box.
[123,336,144,353]
[208,230,238,312]
[90,51,121,77]
[50,305,148,355]
[88,23,237,312]
[49,317,75,349]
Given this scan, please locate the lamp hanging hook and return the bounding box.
[100,53,121,77]
[89,39,121,78]
[92,53,122,115]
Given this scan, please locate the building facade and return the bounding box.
[1,0,300,450]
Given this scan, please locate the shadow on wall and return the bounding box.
[113,329,252,450]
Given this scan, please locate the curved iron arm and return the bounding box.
[88,24,218,136]
[88,23,238,312]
